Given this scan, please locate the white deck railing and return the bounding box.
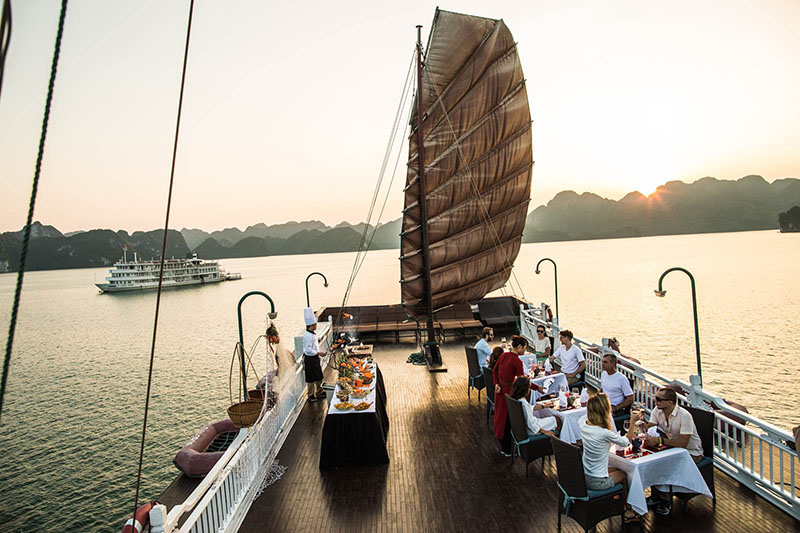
[519,305,799,521]
[158,319,334,533]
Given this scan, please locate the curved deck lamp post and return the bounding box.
[535,258,559,324]
[654,267,702,388]
[237,291,277,400]
[305,271,329,308]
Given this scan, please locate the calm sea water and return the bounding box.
[0,229,798,531]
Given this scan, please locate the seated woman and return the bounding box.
[580,393,637,521]
[510,376,562,437]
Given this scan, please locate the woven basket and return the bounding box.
[247,389,265,402]
[227,400,263,427]
[227,343,264,427]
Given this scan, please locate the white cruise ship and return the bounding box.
[95,250,241,293]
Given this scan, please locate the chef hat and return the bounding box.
[303,307,317,326]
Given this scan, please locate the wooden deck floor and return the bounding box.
[239,343,800,533]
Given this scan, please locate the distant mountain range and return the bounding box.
[1,175,797,272]
[522,175,800,242]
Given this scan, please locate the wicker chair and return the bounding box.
[465,347,485,400]
[504,394,555,477]
[550,436,626,532]
[670,406,716,510]
[482,365,495,431]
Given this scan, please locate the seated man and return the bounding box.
[635,388,704,514]
[600,353,633,430]
[532,325,552,363]
[474,327,494,367]
[549,329,585,386]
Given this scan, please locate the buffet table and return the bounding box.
[319,360,389,469]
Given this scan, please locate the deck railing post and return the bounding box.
[688,374,703,410]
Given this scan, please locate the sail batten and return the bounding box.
[401,9,533,319]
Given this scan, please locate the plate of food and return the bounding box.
[334,401,354,410]
[354,401,373,411]
[351,388,371,399]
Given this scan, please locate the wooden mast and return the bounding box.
[415,24,444,370]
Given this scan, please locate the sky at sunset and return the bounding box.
[1,0,799,233]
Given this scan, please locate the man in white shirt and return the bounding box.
[600,353,633,421]
[549,329,585,385]
[532,325,551,363]
[640,388,703,460]
[636,387,704,515]
[474,327,493,367]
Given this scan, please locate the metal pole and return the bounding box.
[237,291,277,400]
[305,271,329,308]
[535,258,559,324]
[655,267,702,388]
[415,25,438,362]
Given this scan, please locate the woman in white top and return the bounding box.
[579,392,631,491]
[532,325,551,363]
[510,376,561,437]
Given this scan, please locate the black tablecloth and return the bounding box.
[319,367,389,469]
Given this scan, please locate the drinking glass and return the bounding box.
[571,387,579,396]
[623,420,631,433]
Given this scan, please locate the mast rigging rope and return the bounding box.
[0,0,11,104]
[131,0,195,524]
[332,49,416,331]
[1,0,67,426]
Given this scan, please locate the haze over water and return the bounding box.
[0,229,798,530]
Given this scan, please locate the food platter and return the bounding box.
[354,401,372,411]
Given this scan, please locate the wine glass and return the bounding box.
[571,387,580,396]
[623,420,631,433]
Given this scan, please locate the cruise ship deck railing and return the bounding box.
[160,319,334,533]
[520,305,799,521]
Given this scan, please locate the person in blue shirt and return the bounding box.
[474,327,494,367]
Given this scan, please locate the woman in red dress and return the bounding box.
[493,335,527,455]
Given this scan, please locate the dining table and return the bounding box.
[608,446,712,515]
[319,360,389,469]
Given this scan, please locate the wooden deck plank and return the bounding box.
[239,343,800,533]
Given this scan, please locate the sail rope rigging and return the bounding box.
[0,0,11,104]
[0,0,67,426]
[419,42,529,302]
[131,0,194,524]
[332,49,416,331]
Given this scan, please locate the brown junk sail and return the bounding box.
[401,9,533,319]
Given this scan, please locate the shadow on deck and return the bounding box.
[240,343,800,533]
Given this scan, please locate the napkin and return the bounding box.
[544,359,553,372]
[579,387,589,404]
[541,377,555,394]
[558,390,569,407]
[647,426,659,437]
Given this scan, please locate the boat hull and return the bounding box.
[96,276,228,293]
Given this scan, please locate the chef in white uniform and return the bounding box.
[303,307,326,402]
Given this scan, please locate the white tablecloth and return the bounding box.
[608,447,712,515]
[328,361,378,415]
[526,404,587,444]
[528,372,568,402]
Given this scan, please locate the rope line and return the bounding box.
[0,0,11,104]
[0,0,67,426]
[332,49,416,331]
[131,0,194,522]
